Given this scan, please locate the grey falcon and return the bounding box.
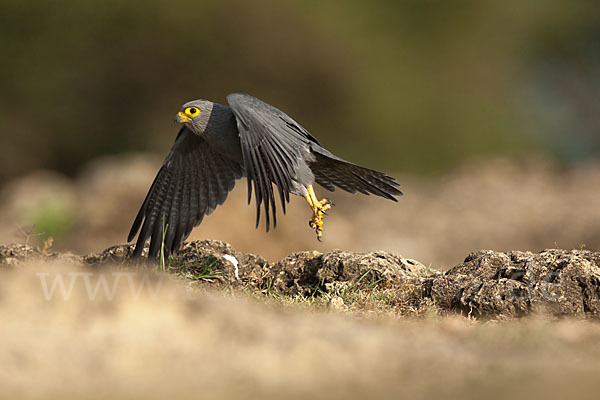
[129,93,402,258]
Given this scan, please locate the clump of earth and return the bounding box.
[2,240,599,319]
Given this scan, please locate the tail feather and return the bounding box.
[308,150,402,200]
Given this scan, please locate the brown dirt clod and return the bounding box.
[429,249,600,318]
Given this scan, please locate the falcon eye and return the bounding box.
[185,107,199,116]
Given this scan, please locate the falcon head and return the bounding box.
[174,100,214,134]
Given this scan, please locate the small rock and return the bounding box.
[329,296,346,311]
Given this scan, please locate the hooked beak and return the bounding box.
[175,111,191,124]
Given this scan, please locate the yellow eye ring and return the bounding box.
[184,107,199,117]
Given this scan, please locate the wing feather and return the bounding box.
[227,93,313,231]
[129,127,243,259]
[173,156,190,253]
[186,153,199,234]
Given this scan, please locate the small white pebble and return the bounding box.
[223,254,241,282]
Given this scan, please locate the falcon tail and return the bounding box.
[308,151,402,200]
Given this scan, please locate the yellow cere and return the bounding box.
[177,111,190,123]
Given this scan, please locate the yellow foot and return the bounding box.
[305,185,334,241]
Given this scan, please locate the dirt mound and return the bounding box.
[2,242,599,318]
[84,240,432,297]
[0,243,81,267]
[430,249,600,318]
[267,250,429,297]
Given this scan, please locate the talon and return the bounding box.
[305,185,331,241]
[318,199,332,212]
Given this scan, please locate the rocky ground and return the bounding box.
[1,241,600,399]
[2,156,600,399]
[2,240,599,319]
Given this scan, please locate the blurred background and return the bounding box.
[1,0,599,268]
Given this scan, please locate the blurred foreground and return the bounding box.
[1,155,599,269]
[1,262,600,400]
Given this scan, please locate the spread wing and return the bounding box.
[227,93,316,231]
[128,126,243,258]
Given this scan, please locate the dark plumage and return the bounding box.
[129,93,402,258]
